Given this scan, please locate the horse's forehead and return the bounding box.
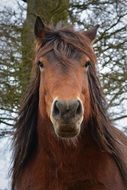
[46,50,84,62]
[35,34,96,64]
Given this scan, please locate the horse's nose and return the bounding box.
[52,99,83,121]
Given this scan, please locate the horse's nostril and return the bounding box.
[53,101,60,116]
[76,100,82,115]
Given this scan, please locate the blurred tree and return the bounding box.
[0,0,127,136]
[0,8,23,128]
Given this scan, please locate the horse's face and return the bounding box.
[34,17,97,138]
[38,52,91,138]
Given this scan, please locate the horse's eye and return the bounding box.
[84,61,91,68]
[38,61,44,69]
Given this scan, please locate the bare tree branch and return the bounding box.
[113,115,127,121]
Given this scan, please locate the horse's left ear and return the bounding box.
[83,25,99,43]
[34,16,45,39]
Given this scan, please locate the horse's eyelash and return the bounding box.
[84,61,91,67]
[38,61,44,68]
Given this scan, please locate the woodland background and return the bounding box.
[0,0,127,189]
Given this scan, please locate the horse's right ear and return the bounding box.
[34,16,45,39]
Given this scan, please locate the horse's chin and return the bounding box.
[53,124,81,138]
[56,130,80,138]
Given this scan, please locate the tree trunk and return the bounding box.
[21,0,69,91]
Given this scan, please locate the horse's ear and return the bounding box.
[84,25,99,43]
[34,16,45,38]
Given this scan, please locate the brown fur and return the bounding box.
[11,27,127,190]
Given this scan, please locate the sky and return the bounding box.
[0,137,11,190]
[0,0,18,10]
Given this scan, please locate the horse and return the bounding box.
[11,16,127,190]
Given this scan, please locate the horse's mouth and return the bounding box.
[55,124,80,138]
[57,130,79,138]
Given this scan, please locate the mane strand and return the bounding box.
[87,64,127,184]
[11,69,40,189]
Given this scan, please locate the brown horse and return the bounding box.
[11,16,127,190]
